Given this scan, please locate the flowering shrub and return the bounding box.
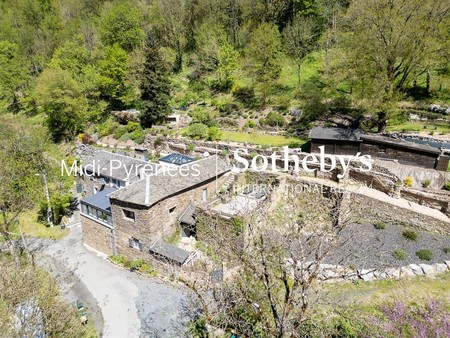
[366,300,450,338]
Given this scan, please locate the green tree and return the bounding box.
[283,15,318,89]
[245,22,282,105]
[97,44,136,110]
[139,36,172,128]
[329,0,450,132]
[151,0,187,72]
[194,18,227,71]
[34,68,88,141]
[217,42,239,90]
[0,115,48,261]
[99,0,145,52]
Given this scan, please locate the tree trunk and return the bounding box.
[377,112,387,133]
[297,62,301,90]
[426,68,431,94]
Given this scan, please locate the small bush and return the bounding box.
[183,123,209,140]
[130,129,145,144]
[113,125,128,139]
[127,121,142,133]
[403,176,414,187]
[442,247,450,254]
[232,85,256,106]
[187,143,195,152]
[130,258,145,271]
[245,120,256,128]
[403,230,418,241]
[393,250,407,260]
[423,179,431,188]
[139,263,157,276]
[154,137,163,147]
[207,126,222,141]
[416,249,433,261]
[374,221,386,230]
[261,112,285,127]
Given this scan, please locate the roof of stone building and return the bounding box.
[150,240,192,265]
[109,155,230,207]
[309,127,364,141]
[80,187,117,212]
[80,150,156,182]
[360,135,441,154]
[159,153,195,166]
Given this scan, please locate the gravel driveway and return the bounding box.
[42,220,190,338]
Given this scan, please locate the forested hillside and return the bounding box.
[0,0,449,141]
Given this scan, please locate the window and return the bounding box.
[169,206,176,214]
[123,209,135,221]
[202,188,207,202]
[129,238,143,251]
[81,203,113,226]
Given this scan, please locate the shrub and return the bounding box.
[245,120,256,128]
[231,216,245,235]
[207,126,222,141]
[154,137,163,147]
[423,179,431,188]
[183,123,209,140]
[113,125,128,139]
[445,182,450,191]
[189,108,212,125]
[403,176,414,187]
[127,121,142,133]
[374,221,386,230]
[442,247,450,254]
[130,258,145,271]
[232,85,256,106]
[187,143,195,152]
[130,129,144,144]
[261,112,285,127]
[416,249,433,261]
[393,250,407,260]
[139,263,157,276]
[403,230,418,241]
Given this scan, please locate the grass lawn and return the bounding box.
[220,131,306,147]
[316,271,450,309]
[13,208,69,240]
[386,121,450,134]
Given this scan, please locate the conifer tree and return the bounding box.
[139,35,172,128]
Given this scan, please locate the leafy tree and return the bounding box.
[217,42,239,90]
[184,123,209,139]
[245,22,282,105]
[329,0,450,132]
[139,36,172,128]
[99,0,145,52]
[151,0,187,72]
[0,115,49,261]
[283,15,318,89]
[97,44,136,110]
[194,18,227,71]
[0,40,28,112]
[34,68,88,141]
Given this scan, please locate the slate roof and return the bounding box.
[80,187,117,213]
[80,150,155,182]
[160,153,195,166]
[360,135,441,155]
[150,240,192,265]
[109,155,230,207]
[309,127,364,141]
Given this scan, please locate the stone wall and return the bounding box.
[81,215,115,255]
[350,194,450,235]
[111,174,229,261]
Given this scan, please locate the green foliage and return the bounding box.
[184,123,209,140]
[393,250,407,261]
[403,230,418,241]
[246,120,257,128]
[217,42,239,90]
[130,130,145,144]
[232,85,256,107]
[374,221,386,230]
[189,108,213,125]
[207,126,222,141]
[139,36,171,127]
[231,216,245,235]
[127,121,142,133]
[99,0,145,52]
[445,182,450,191]
[245,22,282,104]
[415,249,433,261]
[261,112,285,127]
[113,125,128,139]
[423,179,431,188]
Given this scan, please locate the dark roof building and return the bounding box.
[110,155,230,207]
[149,240,195,265]
[309,126,449,170]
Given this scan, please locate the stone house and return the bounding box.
[309,127,449,170]
[79,150,230,265]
